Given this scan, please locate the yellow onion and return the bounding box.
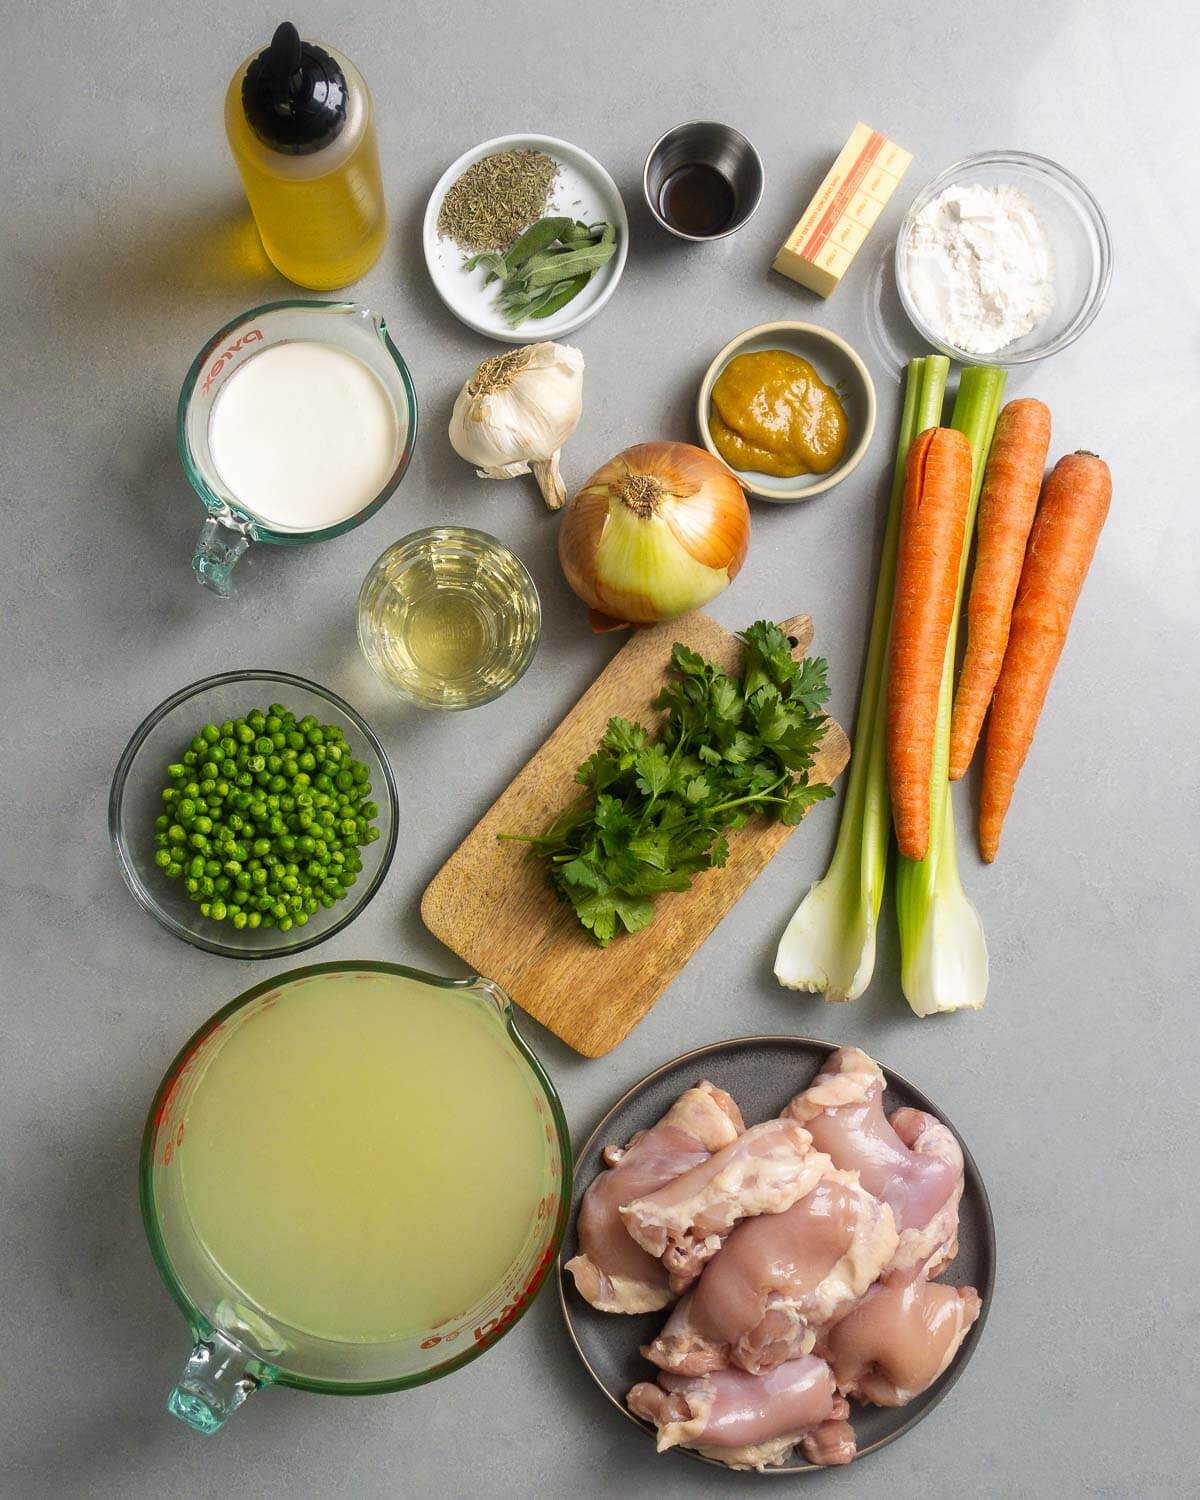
[558,442,751,629]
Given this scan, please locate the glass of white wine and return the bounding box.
[357,527,541,709]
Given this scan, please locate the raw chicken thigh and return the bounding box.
[565,1081,744,1313]
[786,1047,963,1278]
[621,1119,831,1291]
[627,1356,856,1469]
[643,1171,898,1376]
[822,1276,981,1406]
[590,1046,982,1471]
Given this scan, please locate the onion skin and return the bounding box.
[559,442,751,628]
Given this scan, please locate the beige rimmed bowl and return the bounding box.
[696,322,877,502]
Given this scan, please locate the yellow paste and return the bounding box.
[710,350,848,478]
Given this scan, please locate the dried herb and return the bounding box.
[465,219,618,327]
[501,622,834,946]
[437,149,559,253]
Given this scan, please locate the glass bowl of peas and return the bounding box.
[109,670,398,959]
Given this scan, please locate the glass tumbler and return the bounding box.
[357,527,541,709]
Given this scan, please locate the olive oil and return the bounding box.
[225,26,386,291]
[358,527,540,709]
[177,971,547,1342]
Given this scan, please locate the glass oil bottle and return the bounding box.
[225,22,387,290]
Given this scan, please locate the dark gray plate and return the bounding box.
[557,1036,995,1474]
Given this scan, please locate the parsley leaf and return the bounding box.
[503,622,835,946]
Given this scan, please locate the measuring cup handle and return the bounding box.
[193,512,252,596]
[167,1330,263,1435]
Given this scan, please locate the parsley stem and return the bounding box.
[706,776,791,815]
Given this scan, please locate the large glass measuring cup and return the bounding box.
[140,962,571,1433]
[178,301,418,596]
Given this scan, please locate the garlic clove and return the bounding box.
[531,453,566,510]
[476,461,533,481]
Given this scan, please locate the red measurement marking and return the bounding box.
[800,130,885,263]
[201,329,263,395]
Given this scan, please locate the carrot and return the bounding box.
[886,426,974,861]
[979,452,1112,862]
[949,399,1052,780]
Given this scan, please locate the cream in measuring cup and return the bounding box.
[208,341,398,532]
[179,301,418,595]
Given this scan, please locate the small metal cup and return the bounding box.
[643,121,765,242]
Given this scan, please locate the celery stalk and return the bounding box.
[775,355,949,999]
[896,366,1007,1016]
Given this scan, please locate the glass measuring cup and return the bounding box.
[178,301,418,596]
[140,961,571,1434]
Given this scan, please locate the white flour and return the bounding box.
[904,182,1055,355]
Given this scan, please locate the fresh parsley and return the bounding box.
[501,622,835,947]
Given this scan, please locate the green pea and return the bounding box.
[232,911,248,930]
[154,848,172,869]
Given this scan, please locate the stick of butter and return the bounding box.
[773,124,912,297]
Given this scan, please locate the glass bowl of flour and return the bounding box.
[895,151,1111,366]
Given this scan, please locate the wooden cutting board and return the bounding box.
[421,612,850,1057]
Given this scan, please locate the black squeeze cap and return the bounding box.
[241,22,348,155]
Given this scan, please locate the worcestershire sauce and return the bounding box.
[659,164,736,237]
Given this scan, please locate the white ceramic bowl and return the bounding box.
[422,134,629,344]
[696,322,877,502]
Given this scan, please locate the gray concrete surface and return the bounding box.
[3,2,1197,1496]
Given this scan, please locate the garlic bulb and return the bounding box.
[448,342,584,510]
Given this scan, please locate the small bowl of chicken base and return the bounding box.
[696,323,877,502]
